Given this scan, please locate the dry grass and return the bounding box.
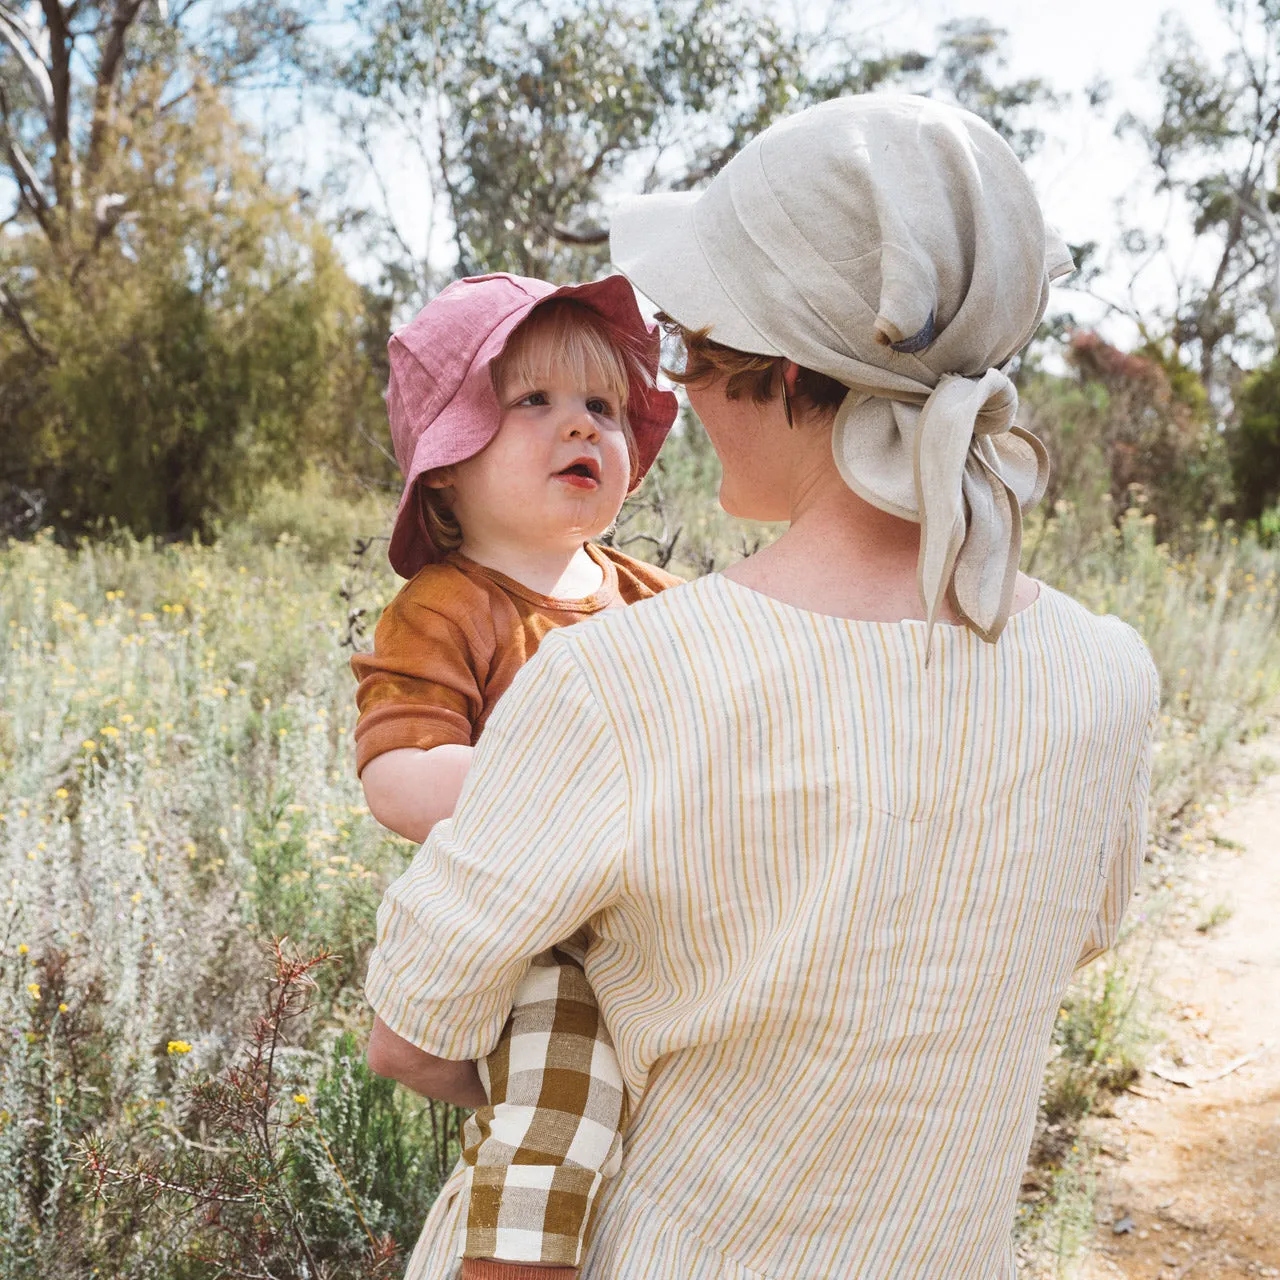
[2,471,1278,1276]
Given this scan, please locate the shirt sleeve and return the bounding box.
[365,631,628,1059]
[351,582,487,775]
[1076,657,1160,970]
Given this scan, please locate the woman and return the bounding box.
[366,95,1158,1280]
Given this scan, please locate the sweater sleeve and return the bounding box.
[351,572,489,775]
[365,631,627,1059]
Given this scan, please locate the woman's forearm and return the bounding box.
[366,1016,488,1108]
[360,744,474,844]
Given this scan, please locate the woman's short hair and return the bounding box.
[658,314,848,417]
[420,299,645,554]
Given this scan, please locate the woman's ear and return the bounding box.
[781,360,800,396]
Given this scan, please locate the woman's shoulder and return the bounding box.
[1034,583,1156,657]
[1028,583,1160,705]
[546,571,718,656]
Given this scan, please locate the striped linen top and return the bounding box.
[367,573,1159,1280]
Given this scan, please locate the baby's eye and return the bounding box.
[587,396,616,417]
[517,390,549,406]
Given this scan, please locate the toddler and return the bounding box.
[353,273,679,1278]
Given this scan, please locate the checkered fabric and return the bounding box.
[457,945,627,1267]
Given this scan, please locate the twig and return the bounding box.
[1172,1250,1212,1279]
[0,278,56,363]
[1148,1039,1274,1089]
[80,1148,259,1206]
[157,1122,236,1157]
[549,220,608,246]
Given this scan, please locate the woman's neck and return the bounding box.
[725,434,1042,625]
[724,428,963,624]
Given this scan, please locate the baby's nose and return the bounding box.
[566,407,600,438]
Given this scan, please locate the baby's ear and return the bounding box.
[422,466,455,490]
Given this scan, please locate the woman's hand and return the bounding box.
[366,1015,488,1108]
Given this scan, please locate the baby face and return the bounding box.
[440,360,633,556]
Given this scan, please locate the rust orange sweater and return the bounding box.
[352,543,680,775]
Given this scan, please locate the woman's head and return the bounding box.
[611,94,1072,640]
[659,315,847,519]
[384,273,678,578]
[420,299,642,556]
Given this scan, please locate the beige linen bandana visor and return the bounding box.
[611,95,1075,646]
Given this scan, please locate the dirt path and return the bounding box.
[1082,751,1280,1280]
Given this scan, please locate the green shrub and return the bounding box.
[1042,953,1153,1126]
[1231,356,1280,523]
[292,1032,460,1258]
[0,88,388,543]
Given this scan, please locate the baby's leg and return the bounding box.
[457,945,627,1278]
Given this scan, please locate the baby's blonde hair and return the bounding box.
[420,299,649,553]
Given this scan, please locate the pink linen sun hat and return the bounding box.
[386,272,679,579]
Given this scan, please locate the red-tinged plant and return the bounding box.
[79,938,402,1279]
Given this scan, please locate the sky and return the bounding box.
[269,0,1239,343]
[883,0,1235,340]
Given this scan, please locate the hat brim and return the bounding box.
[389,274,677,578]
[610,191,782,357]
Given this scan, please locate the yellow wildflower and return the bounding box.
[17,943,28,955]
[167,1040,193,1055]
[293,1093,309,1106]
[27,983,40,1001]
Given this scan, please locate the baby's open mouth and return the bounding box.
[556,459,600,485]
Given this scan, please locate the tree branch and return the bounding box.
[0,279,56,363]
[0,4,56,122]
[39,0,75,209]
[86,0,148,175]
[0,84,55,237]
[548,221,608,246]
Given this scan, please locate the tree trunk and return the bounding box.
[40,0,75,216]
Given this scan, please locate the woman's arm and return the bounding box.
[1077,668,1159,969]
[366,1015,487,1108]
[364,633,625,1062]
[361,744,474,844]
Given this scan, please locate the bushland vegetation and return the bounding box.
[2,441,1278,1277]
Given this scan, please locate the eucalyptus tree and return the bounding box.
[1117,0,1280,395]
[329,0,936,300]
[0,1,383,537]
[0,0,312,312]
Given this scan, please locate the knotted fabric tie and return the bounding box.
[611,94,1073,650]
[912,368,1047,654]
